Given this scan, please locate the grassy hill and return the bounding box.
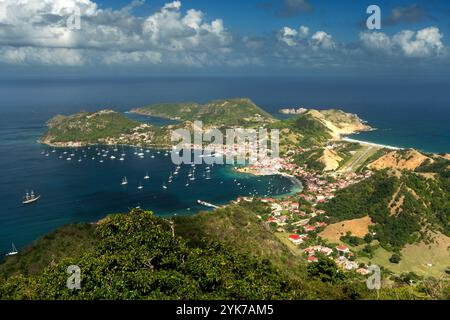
[0,224,97,279]
[41,110,147,145]
[131,98,275,127]
[1,207,447,299]
[174,201,303,276]
[272,114,333,151]
[317,169,450,252]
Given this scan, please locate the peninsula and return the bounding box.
[1,98,448,300]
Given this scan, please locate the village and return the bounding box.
[235,147,375,276]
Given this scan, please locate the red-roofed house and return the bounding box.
[304,247,316,256]
[307,256,318,263]
[304,225,316,232]
[356,268,370,275]
[288,234,304,245]
[336,245,350,254]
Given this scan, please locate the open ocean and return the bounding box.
[0,76,449,255]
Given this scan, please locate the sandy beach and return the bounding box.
[342,137,402,150]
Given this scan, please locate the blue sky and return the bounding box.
[97,0,450,39]
[0,0,449,77]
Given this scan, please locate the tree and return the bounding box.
[389,253,401,264]
[307,254,345,283]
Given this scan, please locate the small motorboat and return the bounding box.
[22,191,40,205]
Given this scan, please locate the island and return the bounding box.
[1,98,448,300]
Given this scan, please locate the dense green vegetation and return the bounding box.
[42,110,146,144]
[175,201,302,274]
[318,170,450,250]
[0,207,448,300]
[292,148,326,171]
[0,210,300,299]
[274,114,332,148]
[0,224,97,279]
[131,98,275,127]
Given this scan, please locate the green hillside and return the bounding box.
[131,98,275,127]
[1,207,448,300]
[317,170,450,250]
[41,110,146,145]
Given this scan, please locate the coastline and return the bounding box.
[232,166,303,195]
[342,137,402,151]
[278,172,303,194]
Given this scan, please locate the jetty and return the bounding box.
[197,200,219,209]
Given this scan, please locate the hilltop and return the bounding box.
[131,98,275,127]
[305,109,371,139]
[40,100,370,154]
[368,149,433,171]
[41,110,157,147]
[2,207,447,300]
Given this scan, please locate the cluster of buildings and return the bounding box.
[102,124,155,147]
[238,148,375,276]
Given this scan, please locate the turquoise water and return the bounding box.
[0,76,448,255]
[0,119,295,255]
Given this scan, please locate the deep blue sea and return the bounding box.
[0,76,449,255]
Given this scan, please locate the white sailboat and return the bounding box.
[138,183,144,190]
[121,177,128,185]
[5,243,18,256]
[144,172,150,180]
[162,182,167,190]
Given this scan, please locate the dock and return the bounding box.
[197,200,219,209]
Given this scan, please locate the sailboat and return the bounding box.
[5,243,18,256]
[162,182,167,190]
[121,177,128,185]
[138,183,144,190]
[22,191,40,205]
[144,172,150,180]
[205,171,211,180]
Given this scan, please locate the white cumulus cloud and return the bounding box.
[360,26,445,58]
[0,0,232,66]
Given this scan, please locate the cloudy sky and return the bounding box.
[1,0,449,76]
